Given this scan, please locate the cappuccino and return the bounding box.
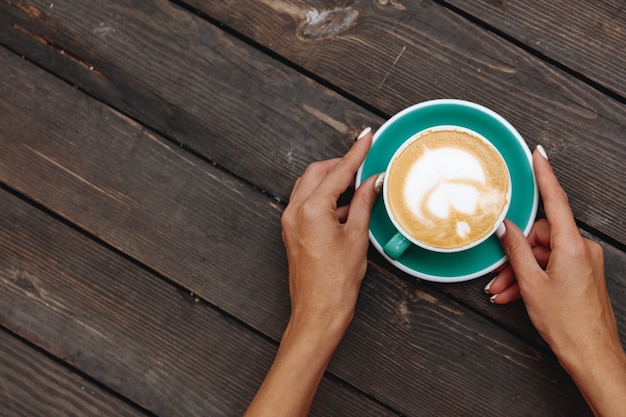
[384,127,511,251]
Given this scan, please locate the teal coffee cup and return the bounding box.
[382,125,512,258]
[356,99,538,282]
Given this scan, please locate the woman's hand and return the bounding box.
[281,127,380,335]
[282,127,376,331]
[245,128,381,417]
[486,146,626,417]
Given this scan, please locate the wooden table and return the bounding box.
[1,1,624,415]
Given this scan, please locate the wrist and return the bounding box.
[563,342,626,376]
[244,312,351,416]
[283,311,352,354]
[555,332,626,374]
[557,342,626,416]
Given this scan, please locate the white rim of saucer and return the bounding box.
[356,99,539,282]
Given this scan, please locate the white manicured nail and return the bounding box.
[374,172,385,194]
[495,222,507,239]
[536,144,548,160]
[357,127,372,140]
[484,277,496,294]
[489,294,498,303]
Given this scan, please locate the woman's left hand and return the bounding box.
[281,127,380,335]
[245,128,381,417]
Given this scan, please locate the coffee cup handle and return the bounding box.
[383,232,412,260]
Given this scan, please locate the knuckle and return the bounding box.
[281,205,297,229]
[565,241,583,257]
[304,161,328,177]
[299,198,324,221]
[586,240,604,258]
[561,237,588,259]
[281,195,327,232]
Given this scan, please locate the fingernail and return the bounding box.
[374,172,385,194]
[495,222,506,239]
[484,277,496,294]
[357,127,372,140]
[489,294,498,304]
[536,144,548,160]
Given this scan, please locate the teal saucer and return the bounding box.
[356,99,538,282]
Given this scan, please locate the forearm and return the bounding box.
[244,318,347,417]
[560,343,626,417]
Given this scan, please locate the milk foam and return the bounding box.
[385,127,511,250]
[404,147,486,229]
[457,221,470,238]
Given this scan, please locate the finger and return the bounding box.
[485,267,516,294]
[532,245,551,269]
[526,218,551,248]
[313,131,373,203]
[486,241,551,295]
[336,205,350,223]
[490,282,521,304]
[497,219,544,285]
[533,147,581,246]
[289,158,341,205]
[488,219,550,291]
[346,172,382,230]
[493,261,510,274]
[348,176,356,190]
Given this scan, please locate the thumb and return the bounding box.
[347,173,383,230]
[498,219,543,286]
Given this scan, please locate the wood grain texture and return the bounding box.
[0,0,374,201]
[0,190,398,417]
[2,0,623,348]
[0,330,147,417]
[1,1,624,415]
[446,0,626,98]
[0,46,602,416]
[187,0,626,246]
[0,0,624,247]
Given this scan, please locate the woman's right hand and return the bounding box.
[487,145,626,417]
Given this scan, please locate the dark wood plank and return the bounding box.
[187,0,626,246]
[0,46,602,416]
[0,0,624,247]
[1,0,623,358]
[0,190,399,417]
[0,43,291,339]
[0,0,372,201]
[0,330,148,417]
[446,0,626,98]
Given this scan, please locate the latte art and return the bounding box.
[385,128,510,251]
[405,147,486,221]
